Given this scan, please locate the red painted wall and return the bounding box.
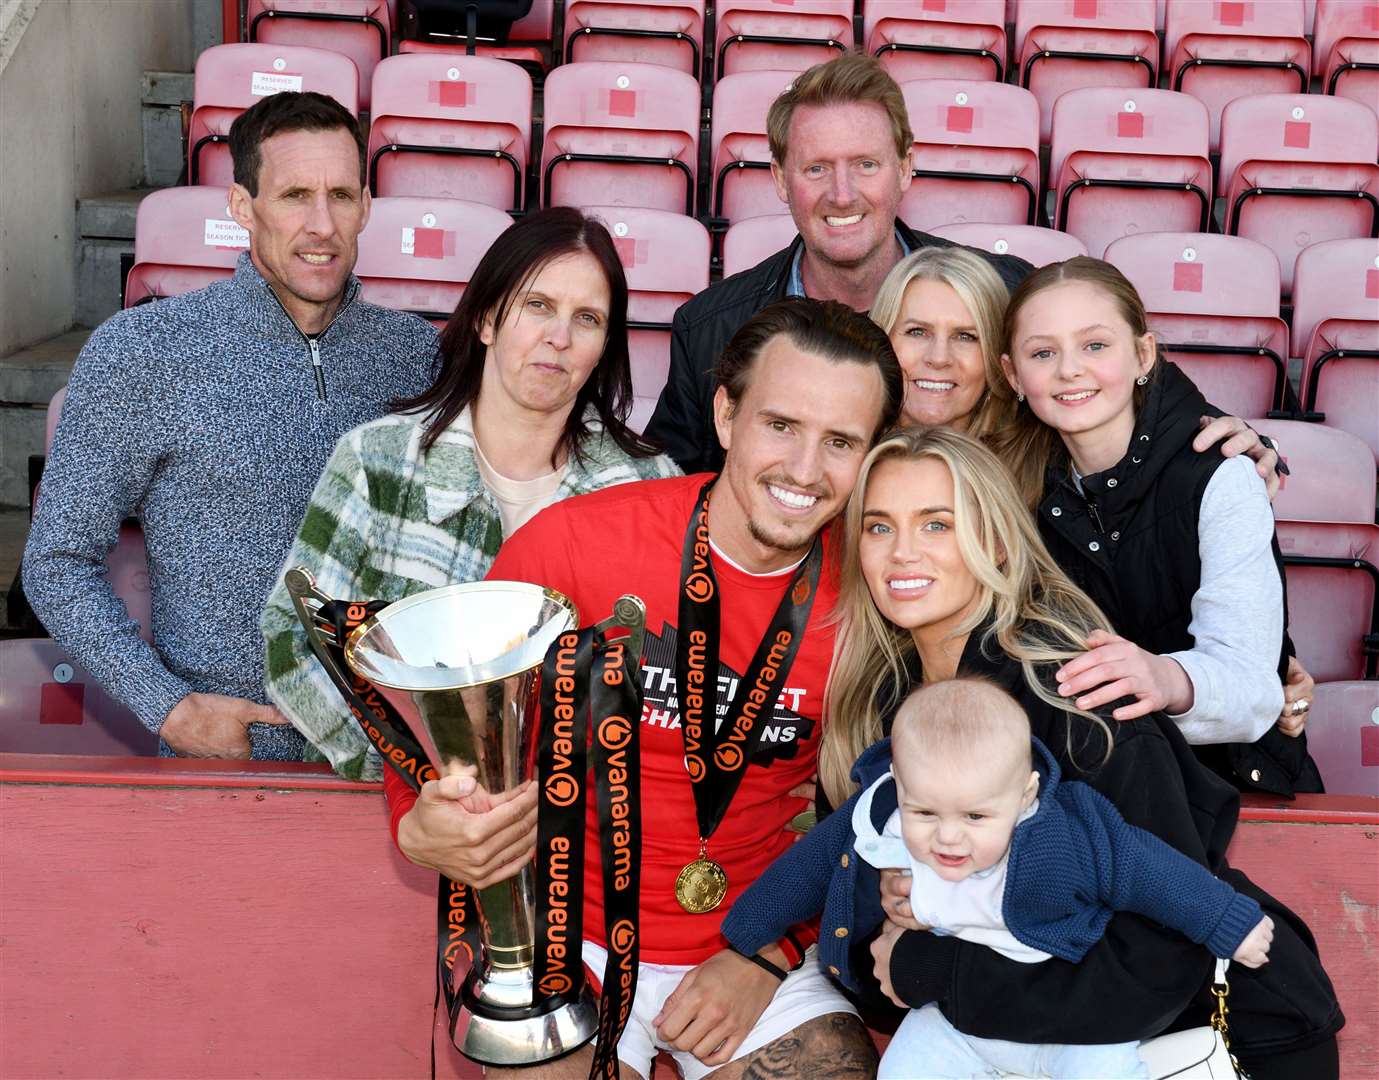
[1,757,1375,1079]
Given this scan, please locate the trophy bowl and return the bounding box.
[344,581,600,1066]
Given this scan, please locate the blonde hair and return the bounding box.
[869,247,1016,442]
[819,427,1115,806]
[993,256,1162,507]
[892,677,1032,776]
[766,52,913,165]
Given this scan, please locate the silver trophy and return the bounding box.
[285,568,646,1066]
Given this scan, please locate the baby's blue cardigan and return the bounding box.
[721,737,1263,990]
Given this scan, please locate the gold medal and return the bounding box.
[675,842,728,913]
[788,810,817,834]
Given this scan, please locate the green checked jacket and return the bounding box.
[260,408,679,780]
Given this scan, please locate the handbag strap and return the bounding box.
[1209,957,1248,1076]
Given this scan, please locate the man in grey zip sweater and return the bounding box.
[23,92,437,760]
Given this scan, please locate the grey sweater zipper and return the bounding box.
[261,281,354,402]
[308,337,326,400]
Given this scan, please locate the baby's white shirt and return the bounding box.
[851,771,1051,964]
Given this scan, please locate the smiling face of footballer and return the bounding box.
[710,336,885,574]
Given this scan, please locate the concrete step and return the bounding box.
[76,187,157,329]
[78,187,153,240]
[0,330,88,510]
[143,70,193,189]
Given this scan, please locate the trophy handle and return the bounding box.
[283,566,359,694]
[592,594,647,662]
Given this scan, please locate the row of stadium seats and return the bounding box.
[238,0,1379,131]
[122,190,708,433]
[188,44,1379,296]
[122,174,1379,456]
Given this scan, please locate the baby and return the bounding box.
[722,678,1274,1080]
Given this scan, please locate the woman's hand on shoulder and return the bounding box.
[1055,630,1195,720]
[1194,415,1281,500]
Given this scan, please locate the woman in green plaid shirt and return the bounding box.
[260,208,679,779]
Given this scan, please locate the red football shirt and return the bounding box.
[384,474,838,964]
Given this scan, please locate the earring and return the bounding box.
[1136,374,1148,386]
[1017,392,1025,403]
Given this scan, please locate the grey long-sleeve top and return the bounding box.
[1163,456,1284,742]
[22,255,437,754]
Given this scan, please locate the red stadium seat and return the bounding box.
[901,79,1041,233]
[246,0,390,111]
[1250,419,1376,525]
[1049,88,1212,260]
[1014,0,1158,142]
[1306,681,1379,797]
[1275,520,1379,682]
[1313,0,1379,114]
[862,0,1007,83]
[564,0,705,74]
[710,70,796,225]
[1293,238,1379,460]
[354,196,513,327]
[123,188,246,308]
[932,222,1089,266]
[398,0,556,71]
[721,213,798,278]
[1106,233,1288,418]
[713,0,854,79]
[0,639,156,756]
[1219,93,1379,297]
[1252,417,1378,683]
[540,61,700,215]
[366,55,531,211]
[585,206,710,432]
[41,387,154,644]
[1165,0,1310,151]
[189,43,359,188]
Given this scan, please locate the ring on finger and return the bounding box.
[1289,698,1311,715]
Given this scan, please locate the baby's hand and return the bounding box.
[1232,916,1274,968]
[879,869,927,932]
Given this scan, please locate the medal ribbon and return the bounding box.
[534,623,643,1080]
[674,479,823,845]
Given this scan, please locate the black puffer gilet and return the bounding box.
[1035,363,1317,796]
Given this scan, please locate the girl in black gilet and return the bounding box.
[996,257,1320,797]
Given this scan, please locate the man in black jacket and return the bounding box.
[645,53,1030,473]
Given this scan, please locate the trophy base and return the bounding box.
[452,966,600,1067]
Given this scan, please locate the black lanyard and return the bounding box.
[674,479,822,843]
[534,625,643,1080]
